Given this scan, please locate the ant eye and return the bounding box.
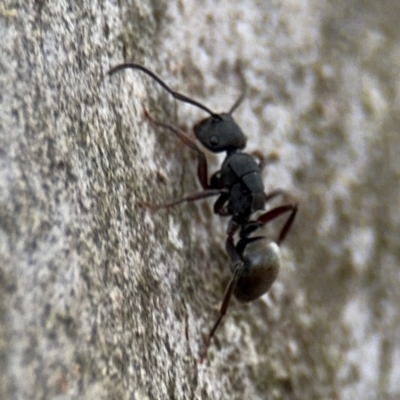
[209,135,219,146]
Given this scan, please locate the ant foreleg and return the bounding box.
[144,109,210,189]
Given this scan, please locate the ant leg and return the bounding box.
[199,264,241,363]
[264,189,297,204]
[144,109,209,189]
[213,193,230,216]
[257,201,298,245]
[226,229,242,272]
[145,188,227,211]
[199,224,243,362]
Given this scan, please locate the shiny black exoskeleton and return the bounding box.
[108,63,298,360]
[196,114,266,223]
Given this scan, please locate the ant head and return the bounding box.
[194,113,247,153]
[108,63,248,152]
[234,239,281,303]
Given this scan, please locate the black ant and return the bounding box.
[108,63,298,361]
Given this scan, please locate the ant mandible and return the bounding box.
[108,63,298,361]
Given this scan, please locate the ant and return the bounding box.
[108,63,298,361]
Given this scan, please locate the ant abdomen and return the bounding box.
[234,240,281,303]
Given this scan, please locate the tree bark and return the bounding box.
[1,1,400,399]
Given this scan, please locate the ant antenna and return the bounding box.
[108,63,219,118]
[228,91,246,115]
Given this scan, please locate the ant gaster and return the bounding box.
[108,63,298,361]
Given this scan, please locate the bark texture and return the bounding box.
[1,1,400,399]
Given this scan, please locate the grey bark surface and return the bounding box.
[1,1,400,399]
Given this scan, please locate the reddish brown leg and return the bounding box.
[257,201,298,245]
[213,192,230,216]
[144,189,227,211]
[224,219,241,268]
[144,109,209,189]
[264,189,295,204]
[199,265,241,363]
[198,220,243,362]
